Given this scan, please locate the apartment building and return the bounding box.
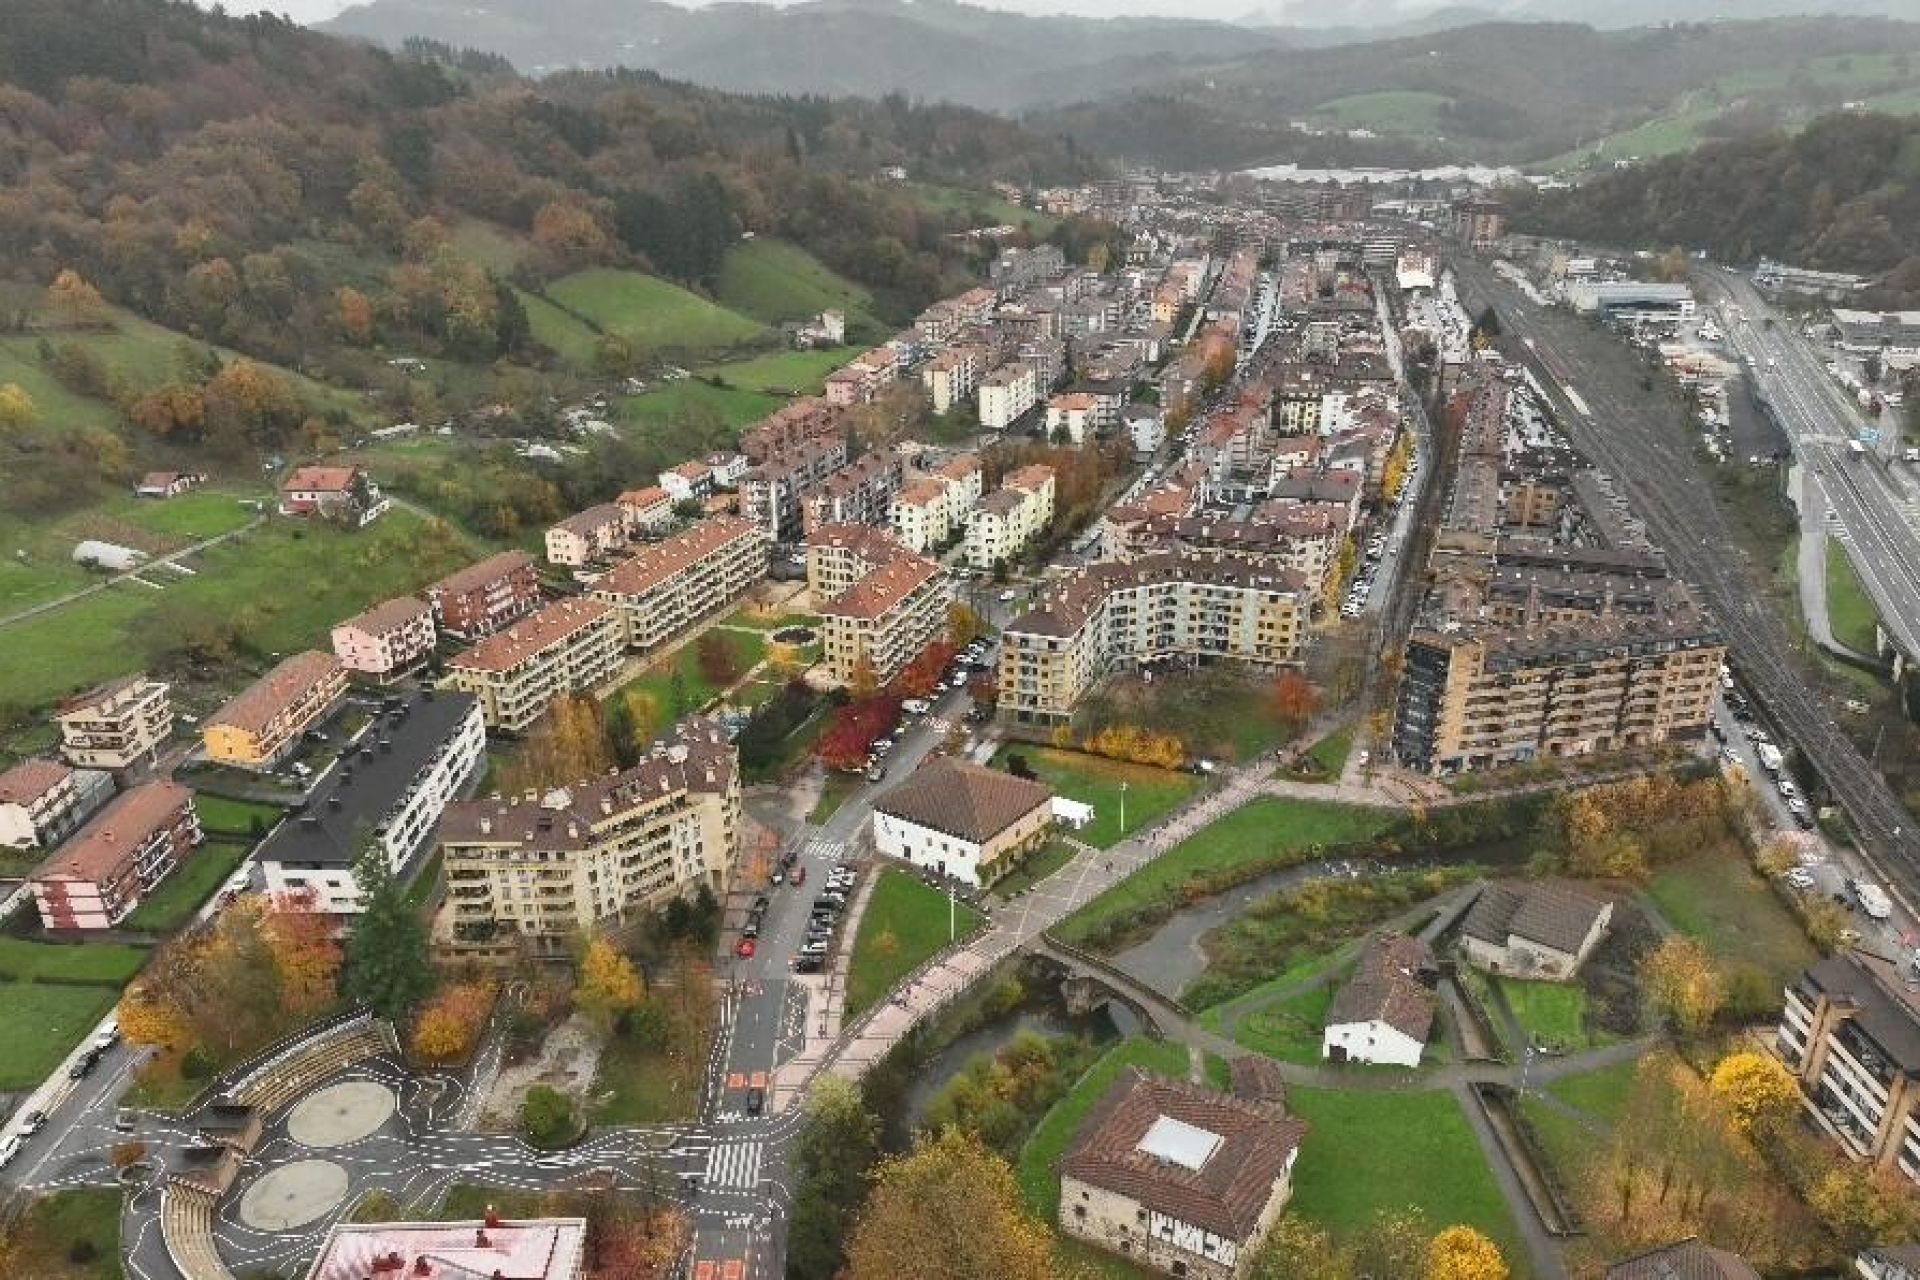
[965,465,1055,570]
[979,361,1039,431]
[544,503,628,567]
[0,759,94,850]
[891,480,955,553]
[824,347,899,406]
[616,486,674,534]
[258,690,486,914]
[589,516,770,656]
[934,453,984,508]
[805,524,908,598]
[1045,393,1100,444]
[1125,512,1344,597]
[439,720,740,955]
[801,449,904,534]
[1390,566,1723,775]
[425,551,542,641]
[740,397,841,463]
[331,596,436,681]
[56,675,173,772]
[30,779,201,931]
[1778,951,1920,1184]
[446,598,625,732]
[204,651,349,772]
[998,554,1309,726]
[740,436,849,542]
[659,460,715,505]
[923,345,987,415]
[819,554,949,688]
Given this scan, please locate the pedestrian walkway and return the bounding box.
[704,1140,764,1192]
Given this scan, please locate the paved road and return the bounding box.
[1451,258,1920,916]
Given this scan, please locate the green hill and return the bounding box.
[714,239,887,341]
[542,269,770,355]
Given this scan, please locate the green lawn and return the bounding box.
[1826,539,1882,654]
[910,184,1060,238]
[591,1031,703,1125]
[544,268,768,353]
[0,508,471,713]
[1306,728,1355,778]
[122,839,250,932]
[0,983,123,1089]
[1497,979,1614,1053]
[1310,90,1453,136]
[190,794,285,838]
[516,286,603,366]
[991,840,1079,898]
[611,629,768,722]
[1053,798,1395,949]
[1516,1094,1598,1187]
[1232,984,1334,1064]
[808,773,859,824]
[989,747,1200,849]
[1285,1086,1527,1269]
[1198,940,1362,1031]
[7,1187,124,1279]
[845,868,985,1019]
[1646,850,1818,987]
[448,218,529,273]
[1016,1036,1192,1221]
[0,489,264,615]
[619,381,782,434]
[713,238,884,338]
[96,490,261,542]
[698,348,851,396]
[719,608,822,633]
[0,937,148,985]
[1544,1057,1638,1123]
[1081,668,1294,764]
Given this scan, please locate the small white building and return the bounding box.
[1321,933,1437,1068]
[870,758,1054,888]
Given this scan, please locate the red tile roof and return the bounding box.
[448,598,615,674]
[34,780,192,882]
[872,758,1050,844]
[0,758,73,806]
[428,550,535,597]
[593,517,761,598]
[207,651,343,735]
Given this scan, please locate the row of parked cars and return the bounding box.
[794,863,860,974]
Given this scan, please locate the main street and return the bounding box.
[1704,267,1920,663]
[1451,257,1920,912]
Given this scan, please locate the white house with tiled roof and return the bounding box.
[870,758,1053,888]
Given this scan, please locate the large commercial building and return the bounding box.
[424,550,543,640]
[55,675,173,772]
[203,651,349,773]
[588,516,769,655]
[445,598,624,732]
[1779,950,1920,1184]
[438,720,739,955]
[257,690,486,914]
[29,779,201,931]
[998,554,1309,726]
[809,525,950,687]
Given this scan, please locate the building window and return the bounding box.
[1073,1205,1086,1219]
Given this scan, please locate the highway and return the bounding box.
[1450,258,1920,915]
[1703,268,1920,663]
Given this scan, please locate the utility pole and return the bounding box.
[1119,780,1128,835]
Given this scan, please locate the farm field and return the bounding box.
[543,269,768,354]
[698,348,850,396]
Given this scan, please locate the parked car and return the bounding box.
[793,956,824,975]
[0,1137,20,1169]
[746,1087,765,1116]
[801,941,828,957]
[788,866,806,886]
[735,938,756,959]
[17,1111,46,1137]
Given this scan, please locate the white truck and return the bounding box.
[1755,743,1784,775]
[1853,881,1893,921]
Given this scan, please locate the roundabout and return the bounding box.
[286,1079,397,1148]
[237,1159,350,1231]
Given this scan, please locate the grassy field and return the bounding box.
[0,489,265,616]
[808,773,859,824]
[592,1031,703,1124]
[0,937,148,985]
[0,984,123,1089]
[718,607,821,633]
[1232,984,1334,1064]
[6,1187,124,1279]
[1646,849,1818,987]
[620,381,782,434]
[611,630,767,722]
[990,840,1079,898]
[1498,978,1613,1053]
[1286,1086,1527,1269]
[714,239,884,338]
[122,840,250,932]
[1081,669,1293,764]
[845,868,985,1019]
[190,795,285,839]
[448,218,528,273]
[1545,1057,1639,1123]
[1016,1036,1191,1221]
[544,269,767,353]
[1826,539,1883,654]
[911,184,1061,238]
[0,508,467,712]
[1053,797,1395,949]
[1311,90,1453,135]
[989,747,1200,849]
[699,348,850,396]
[517,287,603,366]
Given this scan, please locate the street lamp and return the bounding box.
[1118,780,1128,835]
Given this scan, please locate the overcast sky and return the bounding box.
[205,0,1426,25]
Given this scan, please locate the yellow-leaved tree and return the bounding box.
[1427,1225,1508,1280]
[577,932,645,1028]
[1709,1051,1800,1133]
[1639,935,1727,1036]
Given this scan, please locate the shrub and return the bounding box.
[522,1085,576,1148]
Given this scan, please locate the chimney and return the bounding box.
[485,1205,502,1229]
[475,1228,490,1248]
[478,817,491,835]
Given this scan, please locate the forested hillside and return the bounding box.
[1509,113,1920,282]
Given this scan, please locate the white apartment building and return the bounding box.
[979,361,1039,431]
[56,675,173,772]
[964,465,1054,570]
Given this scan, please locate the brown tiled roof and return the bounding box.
[593,517,761,599]
[894,480,948,509]
[1327,933,1436,1043]
[819,554,942,622]
[1060,1068,1307,1242]
[1003,464,1054,494]
[35,780,191,882]
[934,454,981,482]
[336,595,431,637]
[1006,553,1308,640]
[873,757,1051,844]
[805,523,910,566]
[208,652,342,734]
[0,758,72,806]
[281,465,360,493]
[1461,882,1607,956]
[618,485,670,510]
[1605,1238,1761,1280]
[668,460,712,480]
[58,675,153,717]
[975,490,1025,519]
[552,503,624,538]
[448,598,615,674]
[442,721,734,848]
[428,550,535,597]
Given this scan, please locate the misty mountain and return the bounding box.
[321,0,1300,111]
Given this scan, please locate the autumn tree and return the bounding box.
[46,268,108,328]
[0,383,37,436]
[336,286,375,345]
[411,980,498,1064]
[788,1075,883,1280]
[843,1130,1063,1280]
[1246,1216,1353,1280]
[532,202,613,267]
[849,652,881,701]
[501,693,615,792]
[947,601,985,647]
[1640,936,1728,1036]
[1427,1225,1508,1280]
[577,933,645,1028]
[1270,671,1318,737]
[696,633,745,689]
[1806,1161,1920,1249]
[1709,1051,1800,1134]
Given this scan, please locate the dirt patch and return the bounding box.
[477,1013,605,1128]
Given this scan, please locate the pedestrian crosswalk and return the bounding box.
[705,1140,764,1191]
[803,836,843,863]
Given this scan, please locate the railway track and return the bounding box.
[1451,259,1920,906]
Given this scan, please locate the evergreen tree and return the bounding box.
[344,843,434,1022]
